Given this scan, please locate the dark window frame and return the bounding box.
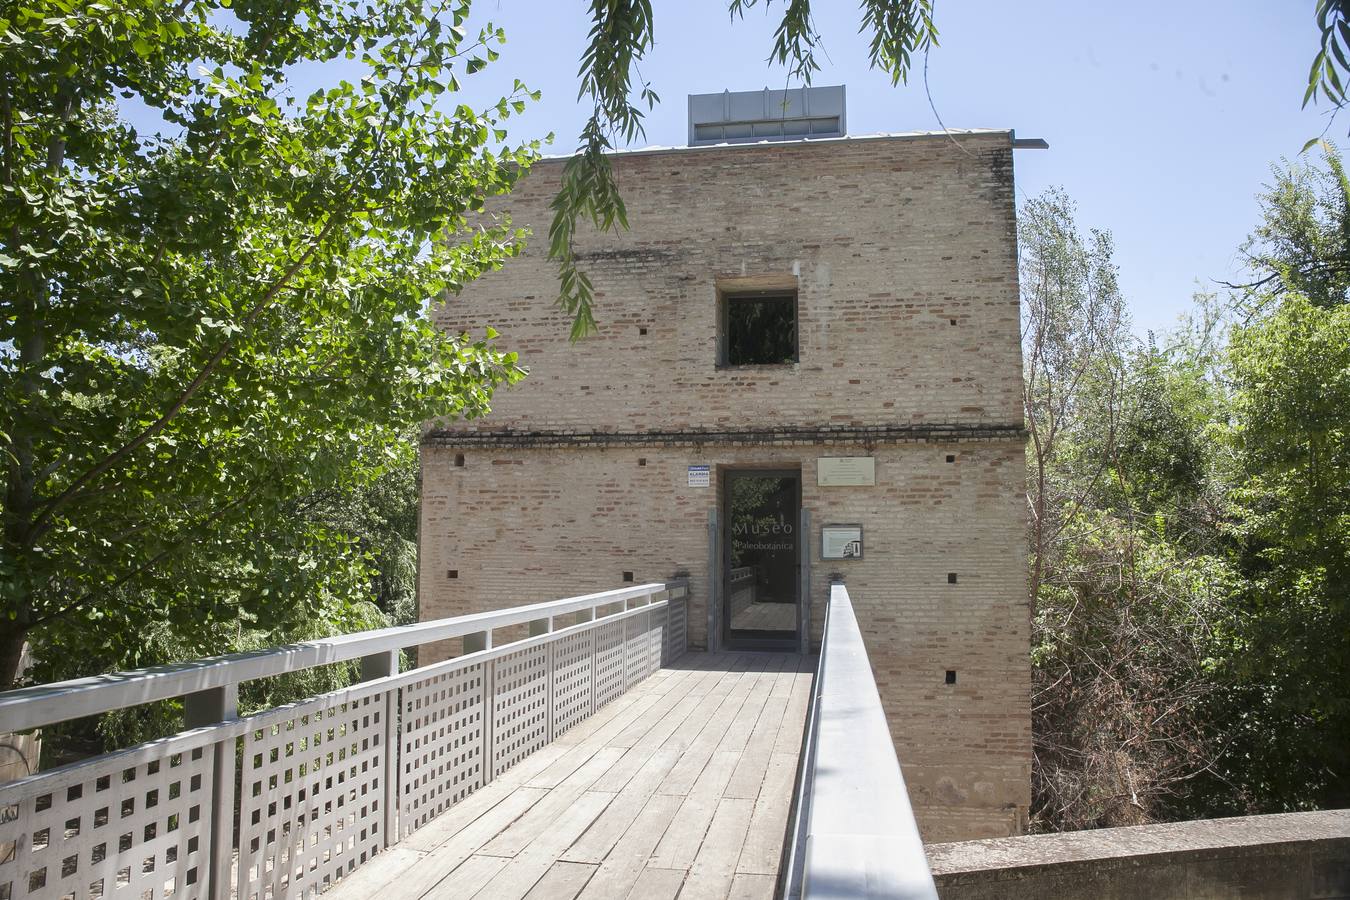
[717,287,800,368]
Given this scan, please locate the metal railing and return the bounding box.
[783,582,937,900]
[0,581,689,900]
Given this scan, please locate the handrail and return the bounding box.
[783,581,937,899]
[0,580,684,733]
[0,579,692,900]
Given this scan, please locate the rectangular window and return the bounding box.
[720,289,798,366]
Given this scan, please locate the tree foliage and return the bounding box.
[1020,187,1127,611]
[1022,193,1235,830]
[34,447,422,758]
[1238,151,1350,306]
[1029,154,1350,828]
[1220,294,1350,810]
[0,0,536,688]
[1306,1,1350,126]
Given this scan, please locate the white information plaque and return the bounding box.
[687,464,711,487]
[817,457,875,486]
[821,524,864,559]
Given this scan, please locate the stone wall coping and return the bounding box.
[927,810,1350,882]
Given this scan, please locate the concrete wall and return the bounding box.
[927,810,1350,899]
[419,132,1031,841]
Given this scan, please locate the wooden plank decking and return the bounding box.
[327,651,814,900]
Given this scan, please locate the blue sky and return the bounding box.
[445,0,1332,337]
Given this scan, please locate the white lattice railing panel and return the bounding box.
[648,605,668,673]
[0,734,214,900]
[0,581,693,900]
[643,611,661,679]
[489,644,549,778]
[593,619,627,710]
[399,662,486,839]
[624,612,652,686]
[666,597,688,664]
[237,692,388,900]
[549,628,594,739]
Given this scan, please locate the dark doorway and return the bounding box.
[722,469,801,648]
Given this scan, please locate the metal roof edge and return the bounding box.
[535,128,1016,163]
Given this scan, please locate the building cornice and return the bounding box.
[534,128,1014,164]
[422,423,1027,451]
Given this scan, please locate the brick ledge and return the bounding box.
[422,423,1026,450]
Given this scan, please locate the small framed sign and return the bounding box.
[821,524,864,560]
[817,456,875,486]
[687,464,711,487]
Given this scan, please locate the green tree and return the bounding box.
[1019,186,1128,607]
[1095,337,1229,555]
[1031,508,1235,830]
[0,0,535,688]
[1239,150,1350,307]
[1220,295,1350,810]
[1021,188,1237,830]
[1223,155,1350,812]
[1030,154,1350,823]
[1029,327,1239,830]
[31,444,422,756]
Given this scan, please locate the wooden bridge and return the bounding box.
[0,583,935,900]
[327,652,810,900]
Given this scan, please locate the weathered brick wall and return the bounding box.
[419,132,1030,841]
[431,132,1022,433]
[421,438,1030,840]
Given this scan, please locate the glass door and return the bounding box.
[722,469,801,648]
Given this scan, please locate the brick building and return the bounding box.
[420,88,1034,841]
